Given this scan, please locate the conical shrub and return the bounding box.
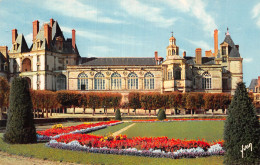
[115,109,122,121]
[4,77,36,144]
[224,82,260,164]
[157,109,166,120]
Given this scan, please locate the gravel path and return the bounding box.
[0,151,81,165]
[112,123,135,136]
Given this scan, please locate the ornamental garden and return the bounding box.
[0,77,259,164]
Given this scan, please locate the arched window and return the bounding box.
[174,70,181,80]
[144,72,154,89]
[22,58,31,72]
[94,72,105,90]
[57,74,66,91]
[78,73,88,90]
[128,72,138,90]
[172,49,175,55]
[202,73,212,89]
[168,50,171,56]
[111,72,121,90]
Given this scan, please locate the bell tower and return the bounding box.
[166,32,179,58]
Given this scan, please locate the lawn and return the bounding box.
[122,121,224,141]
[0,121,225,164]
[91,122,132,136]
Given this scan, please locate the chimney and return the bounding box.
[214,29,218,57]
[183,51,186,57]
[50,18,54,27]
[44,24,52,49]
[258,76,260,86]
[12,29,18,44]
[32,20,39,41]
[195,48,202,65]
[158,56,164,64]
[72,29,76,49]
[235,45,239,51]
[205,50,212,57]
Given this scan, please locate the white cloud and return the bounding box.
[120,0,176,28]
[187,39,211,51]
[162,0,217,34]
[61,26,143,46]
[252,3,260,28]
[37,0,123,24]
[244,58,253,63]
[88,46,115,57]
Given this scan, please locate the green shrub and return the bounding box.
[224,82,260,164]
[4,77,37,144]
[115,109,122,121]
[157,109,166,120]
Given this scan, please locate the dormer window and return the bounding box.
[37,41,41,49]
[222,46,226,55]
[13,43,18,51]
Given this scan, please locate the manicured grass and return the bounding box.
[122,121,224,141]
[91,122,132,136]
[0,134,223,165]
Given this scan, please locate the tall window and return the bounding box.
[144,72,154,90]
[174,70,181,80]
[94,72,105,90]
[128,72,138,90]
[78,73,88,90]
[168,71,172,80]
[202,73,212,89]
[111,72,121,90]
[57,74,66,91]
[22,58,31,72]
[222,46,226,55]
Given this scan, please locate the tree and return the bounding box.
[203,93,214,115]
[111,93,122,114]
[128,92,141,115]
[88,92,101,116]
[115,109,122,121]
[186,93,197,115]
[4,77,36,144]
[157,109,166,120]
[224,82,260,164]
[0,77,10,119]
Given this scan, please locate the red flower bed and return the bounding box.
[37,121,121,137]
[55,134,224,152]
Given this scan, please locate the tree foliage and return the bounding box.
[115,109,122,121]
[0,77,10,108]
[224,82,260,164]
[157,109,166,120]
[4,77,36,144]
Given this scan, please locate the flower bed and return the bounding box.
[47,134,224,159]
[37,121,122,141]
[132,118,226,123]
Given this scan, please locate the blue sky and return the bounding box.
[0,0,260,86]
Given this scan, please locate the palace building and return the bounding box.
[1,18,243,100]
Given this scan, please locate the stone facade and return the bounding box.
[1,19,243,96]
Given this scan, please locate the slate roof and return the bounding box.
[34,21,78,54]
[9,34,29,53]
[80,57,157,66]
[221,34,240,58]
[248,79,258,92]
[184,57,215,65]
